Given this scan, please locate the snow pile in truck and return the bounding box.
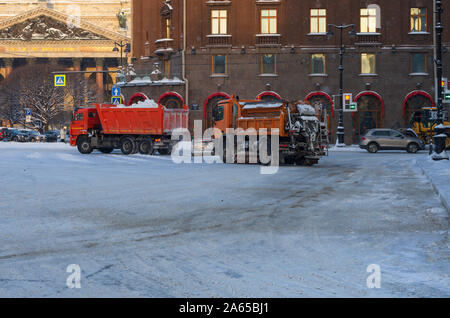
[117,99,159,108]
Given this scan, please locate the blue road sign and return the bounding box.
[112,97,122,105]
[54,75,66,87]
[112,86,121,97]
[25,108,31,116]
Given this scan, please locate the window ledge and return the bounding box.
[206,34,232,38]
[205,1,231,5]
[307,33,327,36]
[356,32,381,36]
[210,74,229,78]
[359,73,378,77]
[408,31,430,35]
[256,0,281,5]
[409,73,429,76]
[308,73,328,77]
[256,33,281,37]
[258,73,278,77]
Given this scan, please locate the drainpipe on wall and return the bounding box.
[182,0,189,106]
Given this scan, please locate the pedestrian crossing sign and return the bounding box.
[112,97,122,105]
[54,75,66,87]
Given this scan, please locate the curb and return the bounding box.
[417,162,450,213]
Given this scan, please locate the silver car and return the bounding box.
[359,129,425,153]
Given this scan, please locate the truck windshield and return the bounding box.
[214,105,224,121]
[73,113,83,121]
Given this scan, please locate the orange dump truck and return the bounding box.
[213,96,328,166]
[70,102,189,155]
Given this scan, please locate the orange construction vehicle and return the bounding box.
[70,102,189,155]
[212,96,328,166]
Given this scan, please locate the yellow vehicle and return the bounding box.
[409,107,450,149]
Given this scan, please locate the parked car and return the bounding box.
[0,127,7,141]
[360,129,425,153]
[26,130,46,142]
[44,130,60,142]
[8,129,29,142]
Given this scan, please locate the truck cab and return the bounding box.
[69,107,100,147]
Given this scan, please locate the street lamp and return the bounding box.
[432,0,449,160]
[113,41,131,68]
[327,23,357,146]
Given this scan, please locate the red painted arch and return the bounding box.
[256,91,282,100]
[158,91,185,106]
[203,92,231,118]
[354,91,385,118]
[305,91,335,118]
[402,90,435,117]
[128,92,150,106]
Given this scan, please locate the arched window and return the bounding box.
[256,91,282,101]
[305,91,334,134]
[403,91,434,126]
[353,92,384,143]
[128,92,150,106]
[204,92,231,128]
[158,92,185,109]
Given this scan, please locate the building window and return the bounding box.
[311,54,326,74]
[310,9,327,33]
[361,53,376,74]
[212,55,226,74]
[410,8,427,32]
[211,10,227,35]
[165,18,171,38]
[261,54,276,74]
[411,53,427,73]
[360,8,377,33]
[261,9,277,34]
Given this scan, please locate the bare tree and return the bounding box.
[0,64,100,131]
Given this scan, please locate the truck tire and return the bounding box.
[158,148,170,155]
[120,136,136,155]
[99,147,114,154]
[138,138,154,155]
[295,156,306,166]
[77,136,93,154]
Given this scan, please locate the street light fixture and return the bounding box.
[327,23,357,147]
[113,41,131,69]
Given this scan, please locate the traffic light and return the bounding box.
[343,93,357,112]
[441,78,447,88]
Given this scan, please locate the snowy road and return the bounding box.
[0,143,448,297]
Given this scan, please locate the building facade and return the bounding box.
[0,0,132,100]
[125,0,450,144]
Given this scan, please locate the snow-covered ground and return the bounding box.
[0,143,448,297]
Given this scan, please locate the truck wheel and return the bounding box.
[99,148,114,154]
[138,139,153,155]
[284,156,295,165]
[120,136,136,155]
[295,156,306,166]
[158,148,170,155]
[77,136,93,154]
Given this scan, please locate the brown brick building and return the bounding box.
[121,0,450,144]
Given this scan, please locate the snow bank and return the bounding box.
[415,156,450,212]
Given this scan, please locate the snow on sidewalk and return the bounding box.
[415,155,450,212]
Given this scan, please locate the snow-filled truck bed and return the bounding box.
[70,102,189,155]
[96,104,189,136]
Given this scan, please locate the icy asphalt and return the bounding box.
[0,143,448,297]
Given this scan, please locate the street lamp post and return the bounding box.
[113,41,131,69]
[327,24,357,147]
[432,0,449,160]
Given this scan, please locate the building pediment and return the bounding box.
[0,6,129,42]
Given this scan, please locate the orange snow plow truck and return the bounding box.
[70,102,189,155]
